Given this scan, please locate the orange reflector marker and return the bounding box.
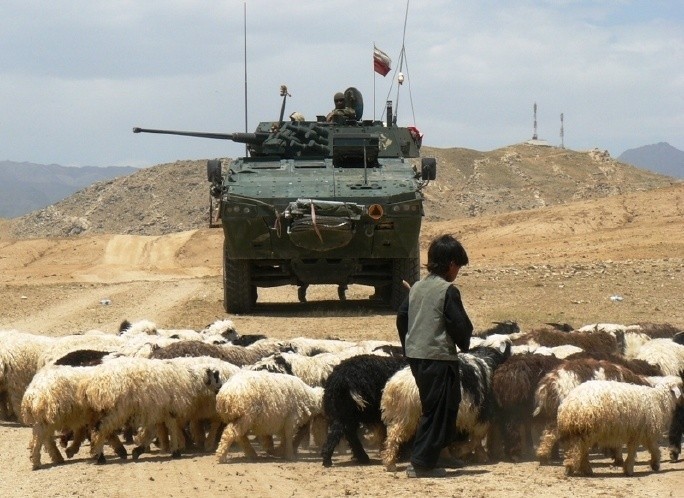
[368,204,384,220]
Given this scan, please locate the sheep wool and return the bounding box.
[215,370,324,462]
[558,376,684,476]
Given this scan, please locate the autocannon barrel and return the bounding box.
[132,127,268,144]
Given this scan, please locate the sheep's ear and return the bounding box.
[497,340,508,353]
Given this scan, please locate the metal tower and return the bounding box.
[532,102,538,140]
[560,113,564,149]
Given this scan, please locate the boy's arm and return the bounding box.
[396,295,409,352]
[444,286,473,352]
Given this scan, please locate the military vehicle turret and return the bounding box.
[133,86,436,313]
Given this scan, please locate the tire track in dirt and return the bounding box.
[2,279,207,335]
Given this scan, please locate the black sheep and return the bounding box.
[320,354,407,467]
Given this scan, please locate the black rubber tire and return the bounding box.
[207,159,222,183]
[390,256,420,310]
[224,256,254,314]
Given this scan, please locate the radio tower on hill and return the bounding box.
[560,113,565,148]
[532,102,538,140]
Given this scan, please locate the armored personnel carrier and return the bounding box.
[134,87,436,313]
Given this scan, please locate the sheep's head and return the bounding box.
[249,353,292,375]
[491,320,520,335]
[203,319,239,342]
[204,368,223,393]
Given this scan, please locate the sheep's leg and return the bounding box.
[577,442,592,476]
[610,446,624,466]
[562,439,576,476]
[166,417,184,458]
[536,424,559,464]
[467,426,489,463]
[293,422,310,451]
[381,421,405,472]
[0,392,9,421]
[309,416,328,449]
[260,435,276,456]
[238,435,258,459]
[647,439,660,472]
[486,421,504,462]
[204,421,222,452]
[668,410,683,463]
[57,429,72,448]
[132,425,154,460]
[189,419,206,451]
[30,424,45,470]
[65,426,88,458]
[107,434,127,460]
[155,422,170,452]
[44,428,65,466]
[282,422,295,460]
[623,441,638,476]
[90,412,124,462]
[321,419,345,467]
[522,421,535,460]
[216,424,238,463]
[342,421,370,464]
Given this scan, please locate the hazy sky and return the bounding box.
[1,0,682,167]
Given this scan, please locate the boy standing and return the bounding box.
[396,234,473,478]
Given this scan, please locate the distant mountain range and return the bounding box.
[618,142,684,178]
[0,161,137,218]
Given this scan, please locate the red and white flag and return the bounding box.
[373,46,392,76]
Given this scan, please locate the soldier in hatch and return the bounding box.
[326,92,356,123]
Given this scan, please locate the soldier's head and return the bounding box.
[333,92,345,109]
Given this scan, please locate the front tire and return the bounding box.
[224,256,254,314]
[390,256,420,310]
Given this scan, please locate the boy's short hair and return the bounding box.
[426,234,469,276]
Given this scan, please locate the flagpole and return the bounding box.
[373,44,376,121]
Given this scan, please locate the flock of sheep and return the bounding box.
[1,317,683,478]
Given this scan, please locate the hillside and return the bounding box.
[421,143,675,220]
[6,143,677,238]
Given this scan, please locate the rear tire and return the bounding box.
[390,256,420,310]
[224,256,254,314]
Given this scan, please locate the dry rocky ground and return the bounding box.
[0,145,682,497]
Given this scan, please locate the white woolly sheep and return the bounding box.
[634,338,684,376]
[80,357,223,463]
[0,330,56,423]
[558,375,684,476]
[533,358,651,464]
[20,364,127,469]
[136,356,240,455]
[215,370,325,462]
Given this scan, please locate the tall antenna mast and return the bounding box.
[243,1,248,155]
[532,102,538,140]
[560,113,564,148]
